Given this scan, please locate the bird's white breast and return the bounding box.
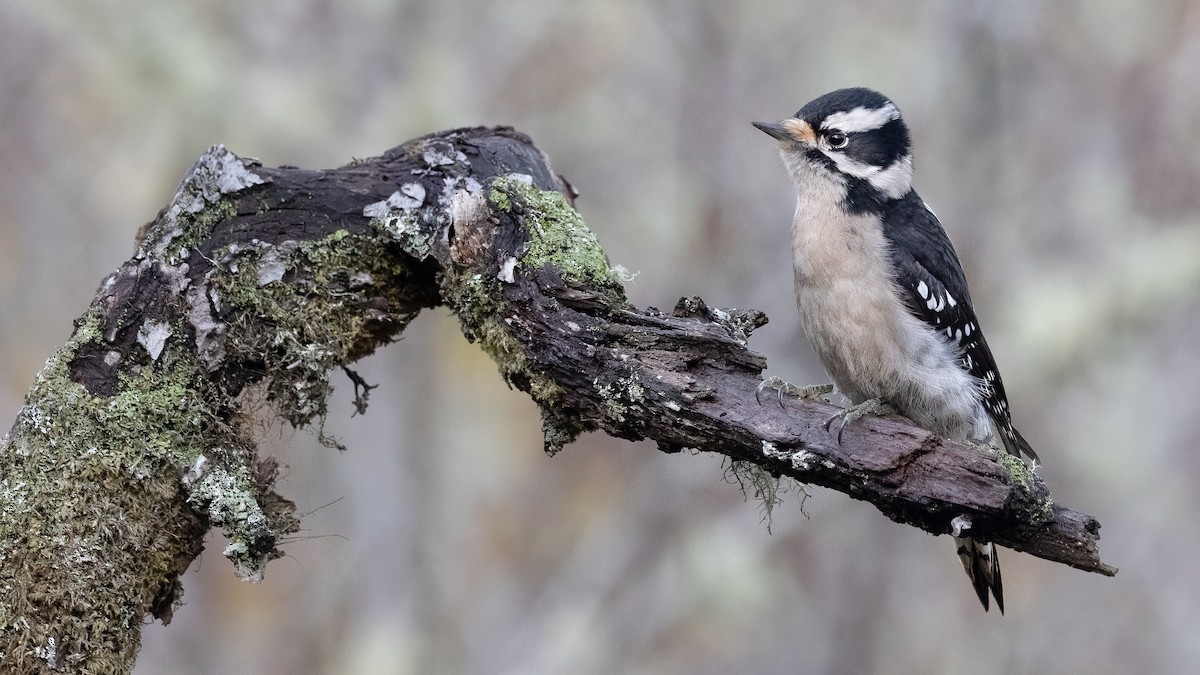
[786,158,987,439]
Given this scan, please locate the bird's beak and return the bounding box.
[753,118,815,145]
[753,121,790,141]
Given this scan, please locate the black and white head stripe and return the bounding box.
[828,153,913,200]
[820,102,901,134]
[793,88,914,201]
[793,87,896,124]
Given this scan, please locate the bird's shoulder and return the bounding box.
[880,191,974,323]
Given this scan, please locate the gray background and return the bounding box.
[1,1,1196,673]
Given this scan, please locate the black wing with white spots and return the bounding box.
[881,191,1037,461]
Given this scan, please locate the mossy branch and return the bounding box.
[0,127,1113,673]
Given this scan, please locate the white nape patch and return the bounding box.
[821,103,900,133]
[826,153,913,199]
[917,280,929,299]
[868,154,913,199]
[827,153,875,180]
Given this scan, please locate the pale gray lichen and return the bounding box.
[449,188,489,231]
[137,320,172,361]
[145,145,264,262]
[186,283,227,371]
[790,449,819,472]
[185,459,272,579]
[364,183,439,260]
[363,183,427,217]
[180,455,209,487]
[497,257,518,283]
[421,140,467,168]
[33,635,62,669]
[255,241,300,285]
[596,370,645,423]
[441,175,483,205]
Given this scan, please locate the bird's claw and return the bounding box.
[823,398,894,444]
[754,377,786,409]
[756,377,833,409]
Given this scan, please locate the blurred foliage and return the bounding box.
[2,1,1198,673]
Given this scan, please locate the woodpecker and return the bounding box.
[754,87,1038,613]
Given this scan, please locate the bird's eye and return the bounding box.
[827,132,848,149]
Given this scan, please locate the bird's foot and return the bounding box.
[755,377,834,409]
[824,398,895,443]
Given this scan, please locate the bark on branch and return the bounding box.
[0,127,1114,673]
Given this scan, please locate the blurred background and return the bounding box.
[2,1,1198,673]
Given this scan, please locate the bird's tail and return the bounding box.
[955,537,1003,613]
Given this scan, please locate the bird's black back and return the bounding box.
[880,191,1036,460]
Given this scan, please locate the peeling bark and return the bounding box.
[0,127,1113,673]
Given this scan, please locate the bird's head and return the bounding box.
[754,87,914,203]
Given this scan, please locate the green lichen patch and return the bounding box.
[165,198,237,266]
[183,455,279,580]
[0,224,421,665]
[438,258,587,452]
[488,175,627,306]
[141,145,263,265]
[0,309,225,668]
[439,270,563,409]
[997,451,1033,491]
[211,228,419,428]
[540,409,582,457]
[595,370,645,423]
[364,182,436,261]
[433,176,632,455]
[997,452,1054,524]
[7,311,211,481]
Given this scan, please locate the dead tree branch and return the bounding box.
[0,127,1114,673]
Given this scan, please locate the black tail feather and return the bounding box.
[955,537,1004,613]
